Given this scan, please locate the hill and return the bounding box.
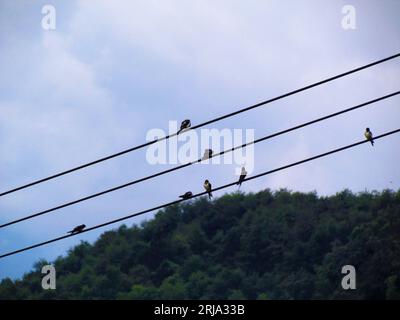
[1,189,399,299]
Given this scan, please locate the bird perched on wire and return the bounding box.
[202,149,213,160]
[237,167,247,187]
[177,119,191,134]
[179,191,193,199]
[67,224,86,234]
[203,180,213,199]
[364,127,374,146]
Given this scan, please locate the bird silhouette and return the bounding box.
[67,224,86,234]
[179,191,193,199]
[203,180,213,199]
[177,119,191,134]
[202,149,213,160]
[364,127,374,146]
[237,167,247,187]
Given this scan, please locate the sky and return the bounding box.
[0,0,399,280]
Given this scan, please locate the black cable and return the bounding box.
[1,91,398,229]
[0,128,399,259]
[1,53,399,197]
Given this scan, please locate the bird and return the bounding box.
[237,167,247,187]
[202,149,213,160]
[364,127,374,146]
[67,224,86,234]
[177,119,191,134]
[203,180,213,199]
[179,191,193,199]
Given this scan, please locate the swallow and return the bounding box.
[179,191,193,199]
[364,127,374,146]
[177,119,191,134]
[237,167,247,187]
[202,149,213,160]
[67,224,86,234]
[203,180,213,199]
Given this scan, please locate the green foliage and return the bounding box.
[1,189,399,299]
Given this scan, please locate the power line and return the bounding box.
[1,53,399,198]
[1,91,398,229]
[1,128,399,259]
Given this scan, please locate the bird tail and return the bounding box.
[371,139,374,146]
[67,230,73,234]
[208,192,213,199]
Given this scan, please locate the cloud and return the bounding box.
[0,0,399,280]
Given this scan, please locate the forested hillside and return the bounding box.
[1,189,399,299]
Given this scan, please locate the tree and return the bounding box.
[1,189,399,300]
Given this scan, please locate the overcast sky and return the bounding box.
[0,0,399,280]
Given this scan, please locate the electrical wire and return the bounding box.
[1,53,399,197]
[1,91,398,229]
[1,128,398,259]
